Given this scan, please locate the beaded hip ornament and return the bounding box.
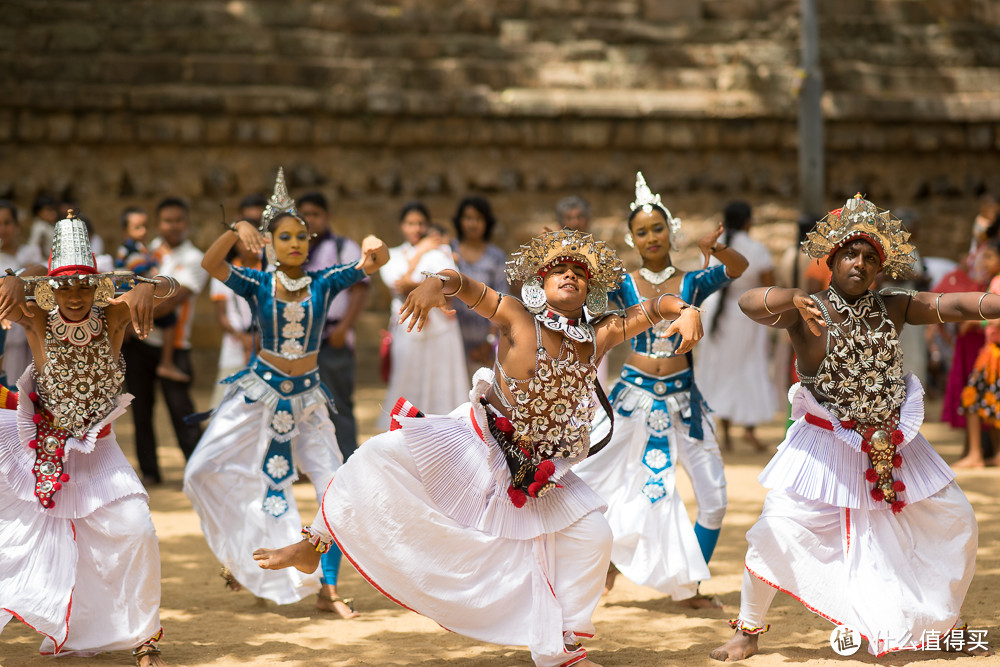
[27,391,71,509]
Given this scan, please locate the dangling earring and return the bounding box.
[521,276,546,314]
[264,231,278,266]
[585,282,607,314]
[93,277,115,307]
[33,281,57,311]
[624,233,634,249]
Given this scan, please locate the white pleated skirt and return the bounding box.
[575,406,710,600]
[183,386,343,604]
[316,374,612,667]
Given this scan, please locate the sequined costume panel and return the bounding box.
[797,290,906,423]
[611,267,730,358]
[492,320,598,460]
[36,307,125,439]
[223,263,366,360]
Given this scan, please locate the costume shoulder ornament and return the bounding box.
[801,194,916,279]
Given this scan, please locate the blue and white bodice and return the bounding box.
[223,263,367,360]
[610,266,731,359]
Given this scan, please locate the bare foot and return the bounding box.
[602,565,619,596]
[137,654,167,667]
[317,588,360,619]
[220,567,242,592]
[710,630,759,662]
[133,642,166,667]
[252,539,320,574]
[679,593,724,609]
[156,364,191,383]
[953,456,986,469]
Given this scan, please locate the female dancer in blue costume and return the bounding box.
[575,173,748,605]
[183,169,388,616]
[253,228,704,667]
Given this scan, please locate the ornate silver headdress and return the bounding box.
[260,167,301,230]
[628,171,681,243]
[507,229,626,314]
[801,194,916,279]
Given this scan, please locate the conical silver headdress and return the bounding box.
[629,171,681,242]
[48,211,97,276]
[260,167,300,229]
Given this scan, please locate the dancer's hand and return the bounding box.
[698,222,725,269]
[357,235,389,275]
[398,276,455,332]
[110,282,155,338]
[234,220,265,255]
[665,306,704,354]
[0,275,31,322]
[794,292,825,336]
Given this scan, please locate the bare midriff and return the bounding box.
[259,349,321,377]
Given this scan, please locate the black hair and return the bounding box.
[239,193,267,210]
[452,195,496,242]
[32,194,57,216]
[626,204,670,229]
[708,200,754,337]
[120,205,147,228]
[399,200,431,224]
[155,196,189,216]
[0,200,18,223]
[296,191,328,212]
[983,234,1000,254]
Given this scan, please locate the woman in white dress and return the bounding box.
[377,202,468,428]
[696,201,777,451]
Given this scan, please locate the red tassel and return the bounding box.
[494,416,514,433]
[52,482,61,491]
[28,391,38,402]
[534,469,551,484]
[892,454,902,468]
[891,429,904,446]
[861,442,871,453]
[840,419,856,430]
[537,460,555,476]
[28,439,37,449]
[891,500,905,514]
[60,473,70,482]
[32,414,42,424]
[528,481,543,497]
[871,488,885,502]
[893,480,905,492]
[506,486,526,508]
[865,469,878,483]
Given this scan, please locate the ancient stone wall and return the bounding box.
[1,0,999,360]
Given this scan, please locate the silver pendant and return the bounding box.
[639,266,676,285]
[521,276,546,313]
[275,270,312,292]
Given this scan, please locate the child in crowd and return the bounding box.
[957,234,1000,467]
[115,207,189,382]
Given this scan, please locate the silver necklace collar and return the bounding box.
[639,266,676,285]
[535,308,594,343]
[275,270,312,292]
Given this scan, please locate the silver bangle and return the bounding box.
[762,286,776,315]
[978,293,988,321]
[153,275,178,299]
[935,293,944,324]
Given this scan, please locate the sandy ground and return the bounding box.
[1,386,998,667]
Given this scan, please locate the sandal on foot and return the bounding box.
[317,592,358,618]
[220,566,241,591]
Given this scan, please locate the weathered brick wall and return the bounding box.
[1,0,998,361]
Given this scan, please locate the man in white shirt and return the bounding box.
[122,197,208,485]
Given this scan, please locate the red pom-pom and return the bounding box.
[893,480,905,492]
[55,448,64,457]
[871,488,885,502]
[865,469,878,483]
[60,473,69,482]
[32,414,42,424]
[861,442,871,453]
[507,486,526,508]
[891,429,904,446]
[891,500,906,514]
[494,416,514,434]
[892,454,902,468]
[528,481,543,497]
[534,469,550,483]
[28,391,38,402]
[537,460,555,477]
[840,419,856,430]
[28,439,37,449]
[52,482,61,491]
